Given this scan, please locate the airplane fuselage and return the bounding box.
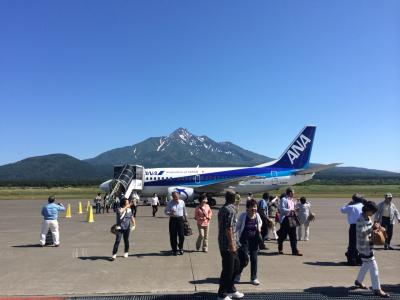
[140,166,314,197]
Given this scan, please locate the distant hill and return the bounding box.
[0,154,110,185]
[0,128,398,186]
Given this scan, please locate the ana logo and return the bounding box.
[287,134,311,165]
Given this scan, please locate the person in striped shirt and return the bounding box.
[354,201,389,298]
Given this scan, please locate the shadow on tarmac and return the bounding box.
[304,284,400,297]
[189,277,220,285]
[12,244,43,248]
[304,261,349,267]
[78,256,112,261]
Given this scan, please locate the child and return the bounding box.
[296,197,311,241]
[354,200,389,298]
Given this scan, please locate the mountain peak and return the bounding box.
[169,127,193,141]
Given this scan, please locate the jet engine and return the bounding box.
[167,186,194,203]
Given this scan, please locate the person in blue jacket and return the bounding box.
[40,196,65,247]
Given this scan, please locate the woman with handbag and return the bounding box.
[354,201,389,298]
[194,194,213,252]
[234,199,263,285]
[277,187,302,256]
[111,197,136,261]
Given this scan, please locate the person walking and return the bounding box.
[277,187,302,256]
[235,199,263,286]
[111,197,136,261]
[131,191,140,217]
[257,193,269,243]
[296,197,311,241]
[267,195,279,240]
[151,193,160,217]
[165,191,187,255]
[234,192,241,214]
[103,194,110,213]
[194,194,213,252]
[217,191,243,300]
[374,193,400,250]
[40,196,65,247]
[354,201,389,298]
[95,193,102,214]
[341,194,364,265]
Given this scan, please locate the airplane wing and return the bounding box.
[295,163,341,175]
[195,175,262,193]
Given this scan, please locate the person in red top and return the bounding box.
[194,193,213,252]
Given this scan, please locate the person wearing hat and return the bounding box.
[341,193,365,265]
[40,196,65,247]
[374,193,400,250]
[277,187,302,256]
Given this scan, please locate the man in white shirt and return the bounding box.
[151,193,160,217]
[341,193,364,265]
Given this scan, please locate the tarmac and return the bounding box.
[0,197,399,298]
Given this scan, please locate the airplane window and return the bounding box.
[150,177,153,180]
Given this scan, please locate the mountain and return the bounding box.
[0,128,398,185]
[85,128,272,167]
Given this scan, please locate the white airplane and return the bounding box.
[99,126,339,206]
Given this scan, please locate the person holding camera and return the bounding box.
[40,196,65,247]
[341,193,364,265]
[111,197,136,261]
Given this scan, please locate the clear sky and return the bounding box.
[0,1,399,171]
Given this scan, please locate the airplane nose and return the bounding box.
[99,179,113,192]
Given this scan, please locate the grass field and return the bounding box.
[0,185,398,200]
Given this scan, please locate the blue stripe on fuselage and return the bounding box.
[144,167,296,187]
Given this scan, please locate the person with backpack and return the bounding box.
[194,194,213,252]
[111,197,136,261]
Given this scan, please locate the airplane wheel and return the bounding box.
[208,198,216,207]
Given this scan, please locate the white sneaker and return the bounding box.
[228,291,244,299]
[251,278,260,285]
[305,238,309,241]
[111,254,116,261]
[234,274,241,283]
[123,252,129,258]
[217,296,232,300]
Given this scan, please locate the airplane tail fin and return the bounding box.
[268,126,316,169]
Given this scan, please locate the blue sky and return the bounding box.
[0,1,399,171]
